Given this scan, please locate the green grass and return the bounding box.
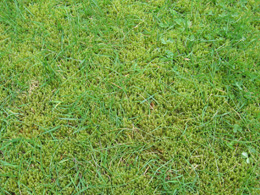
[0,0,259,194]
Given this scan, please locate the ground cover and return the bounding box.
[0,0,259,194]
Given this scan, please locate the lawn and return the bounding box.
[0,0,259,194]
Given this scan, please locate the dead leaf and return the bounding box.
[150,102,155,110]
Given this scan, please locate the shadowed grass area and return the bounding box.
[0,0,259,194]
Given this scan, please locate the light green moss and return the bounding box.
[0,0,259,194]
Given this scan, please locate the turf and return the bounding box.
[0,0,260,194]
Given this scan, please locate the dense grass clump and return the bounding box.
[0,0,259,194]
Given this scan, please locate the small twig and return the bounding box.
[110,82,122,89]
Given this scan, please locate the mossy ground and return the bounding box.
[0,0,260,194]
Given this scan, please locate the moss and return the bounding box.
[0,0,259,194]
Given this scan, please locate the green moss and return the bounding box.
[0,0,259,194]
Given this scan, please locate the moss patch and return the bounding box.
[0,0,259,194]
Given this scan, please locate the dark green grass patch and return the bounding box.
[0,0,260,194]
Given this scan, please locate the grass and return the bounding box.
[0,0,259,194]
